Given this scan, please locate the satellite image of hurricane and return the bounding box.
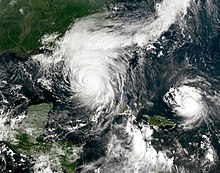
[0,0,220,173]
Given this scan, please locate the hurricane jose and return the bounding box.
[38,0,192,111]
[163,85,208,126]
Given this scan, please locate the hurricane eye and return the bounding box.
[163,85,207,125]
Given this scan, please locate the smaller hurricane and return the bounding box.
[163,85,208,126]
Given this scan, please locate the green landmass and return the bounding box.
[118,104,129,113]
[5,132,53,155]
[58,141,77,173]
[4,103,77,173]
[0,0,115,55]
[146,115,176,127]
[19,103,53,137]
[6,132,77,173]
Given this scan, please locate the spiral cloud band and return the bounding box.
[163,85,208,125]
[34,0,192,110]
[61,0,191,110]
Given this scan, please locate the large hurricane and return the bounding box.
[42,0,193,111]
